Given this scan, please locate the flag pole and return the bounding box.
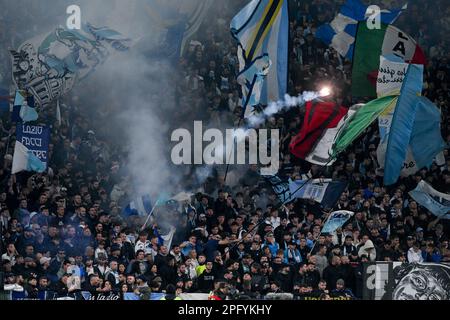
[308,209,334,255]
[224,117,243,183]
[140,200,160,231]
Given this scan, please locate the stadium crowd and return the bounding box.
[1,0,449,300]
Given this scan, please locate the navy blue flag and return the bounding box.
[289,179,348,209]
[15,124,50,169]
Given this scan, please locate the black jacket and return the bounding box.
[322,264,343,290]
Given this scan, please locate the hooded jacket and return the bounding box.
[358,240,376,261]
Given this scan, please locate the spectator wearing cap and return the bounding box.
[330,279,356,299]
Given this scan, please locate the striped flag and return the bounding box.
[231,0,289,117]
[351,23,426,98]
[289,101,348,161]
[316,0,407,59]
[383,64,445,185]
[331,95,398,157]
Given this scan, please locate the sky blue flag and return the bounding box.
[123,293,141,301]
[409,96,446,170]
[26,150,46,173]
[384,64,424,185]
[316,0,406,59]
[409,181,450,219]
[266,175,292,204]
[231,0,289,111]
[322,211,354,233]
[12,91,37,123]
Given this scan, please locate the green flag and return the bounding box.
[351,23,426,98]
[332,95,398,156]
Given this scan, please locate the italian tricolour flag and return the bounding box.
[352,23,426,98]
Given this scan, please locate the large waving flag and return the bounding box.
[12,124,50,174]
[316,0,406,60]
[409,181,450,219]
[265,175,292,204]
[266,175,347,209]
[289,179,348,209]
[383,64,445,185]
[352,23,426,98]
[231,0,289,117]
[305,104,361,166]
[316,0,425,98]
[331,95,398,157]
[10,24,130,107]
[289,100,348,161]
[322,211,355,233]
[12,141,46,174]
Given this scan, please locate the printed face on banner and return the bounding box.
[364,262,450,300]
[392,264,450,300]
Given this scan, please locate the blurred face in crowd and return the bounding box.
[319,281,327,290]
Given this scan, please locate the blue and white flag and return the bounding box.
[266,174,292,205]
[12,91,38,123]
[316,0,406,59]
[11,24,130,107]
[384,63,444,185]
[12,124,50,174]
[153,225,177,250]
[231,0,289,116]
[322,210,355,233]
[409,181,450,219]
[289,179,348,209]
[123,194,153,217]
[237,54,272,118]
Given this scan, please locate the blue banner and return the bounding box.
[322,210,354,233]
[16,124,50,167]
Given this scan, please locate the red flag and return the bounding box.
[289,101,348,159]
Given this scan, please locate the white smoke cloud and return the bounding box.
[247,91,325,126]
